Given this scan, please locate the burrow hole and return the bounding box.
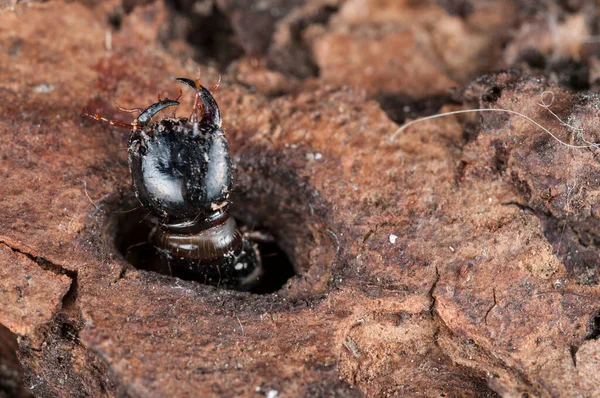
[113,200,295,294]
[585,309,600,341]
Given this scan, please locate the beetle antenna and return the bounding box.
[83,112,137,130]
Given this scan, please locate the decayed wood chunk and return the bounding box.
[0,245,71,338]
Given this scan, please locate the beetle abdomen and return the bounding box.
[151,214,262,288]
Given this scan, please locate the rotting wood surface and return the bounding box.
[1,1,600,397]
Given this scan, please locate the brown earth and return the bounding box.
[1,0,600,397]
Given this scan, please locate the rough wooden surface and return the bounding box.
[2,1,600,397]
[0,246,71,338]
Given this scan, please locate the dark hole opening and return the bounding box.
[377,94,458,125]
[114,204,295,294]
[60,322,80,343]
[163,0,245,69]
[550,58,590,92]
[584,309,600,340]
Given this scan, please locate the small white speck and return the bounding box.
[266,390,278,398]
[210,201,227,211]
[449,246,455,252]
[315,152,323,160]
[234,263,244,270]
[33,83,53,93]
[105,30,113,52]
[389,234,398,244]
[488,197,493,202]
[255,386,262,392]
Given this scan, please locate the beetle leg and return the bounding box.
[243,230,276,244]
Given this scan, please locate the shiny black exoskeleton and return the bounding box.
[86,78,261,289]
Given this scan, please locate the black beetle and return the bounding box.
[85,77,262,289]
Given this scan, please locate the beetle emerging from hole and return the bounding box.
[85,77,263,289]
